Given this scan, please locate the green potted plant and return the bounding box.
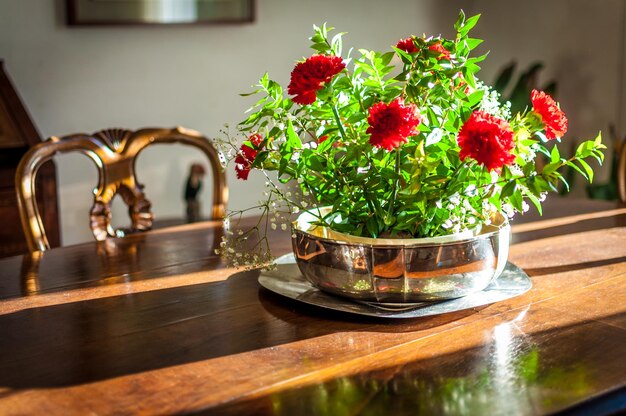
[217,11,604,302]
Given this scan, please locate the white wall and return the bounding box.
[0,0,624,245]
[467,0,626,147]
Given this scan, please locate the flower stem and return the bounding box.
[387,148,401,220]
[331,104,348,142]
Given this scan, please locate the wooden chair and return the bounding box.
[16,126,227,252]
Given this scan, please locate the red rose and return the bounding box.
[287,55,345,105]
[457,110,515,171]
[531,89,568,140]
[366,98,421,151]
[395,37,417,54]
[234,134,264,180]
[428,42,451,60]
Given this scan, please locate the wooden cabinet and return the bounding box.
[0,61,59,257]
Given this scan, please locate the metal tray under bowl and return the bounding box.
[259,253,531,319]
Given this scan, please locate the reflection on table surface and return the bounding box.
[0,198,624,415]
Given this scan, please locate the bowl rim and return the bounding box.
[292,206,509,248]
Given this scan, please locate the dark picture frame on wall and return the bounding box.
[66,0,255,26]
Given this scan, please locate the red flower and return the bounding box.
[531,89,568,140]
[457,110,515,171]
[428,42,451,60]
[366,98,421,151]
[395,37,417,54]
[234,134,264,180]
[249,133,263,147]
[287,55,345,105]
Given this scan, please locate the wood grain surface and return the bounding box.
[0,198,624,415]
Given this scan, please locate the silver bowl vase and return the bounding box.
[291,208,510,302]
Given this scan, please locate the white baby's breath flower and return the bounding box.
[464,184,477,197]
[509,164,523,176]
[502,203,515,219]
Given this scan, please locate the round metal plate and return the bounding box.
[259,253,532,319]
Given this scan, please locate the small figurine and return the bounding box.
[184,163,206,223]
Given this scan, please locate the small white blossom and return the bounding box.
[502,203,516,219]
[509,164,523,176]
[464,184,477,196]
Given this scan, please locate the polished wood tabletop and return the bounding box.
[0,198,625,415]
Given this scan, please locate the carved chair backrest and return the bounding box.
[16,126,227,252]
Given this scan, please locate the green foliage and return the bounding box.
[227,11,604,241]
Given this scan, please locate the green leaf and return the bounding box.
[577,158,594,183]
[565,160,588,180]
[501,180,517,198]
[454,10,466,31]
[542,161,561,175]
[525,192,543,215]
[461,14,481,36]
[465,38,484,50]
[509,189,523,212]
[285,119,302,150]
[550,144,560,163]
[365,216,379,237]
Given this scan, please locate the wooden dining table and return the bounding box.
[0,198,625,415]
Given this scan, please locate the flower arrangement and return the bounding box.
[218,11,604,267]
